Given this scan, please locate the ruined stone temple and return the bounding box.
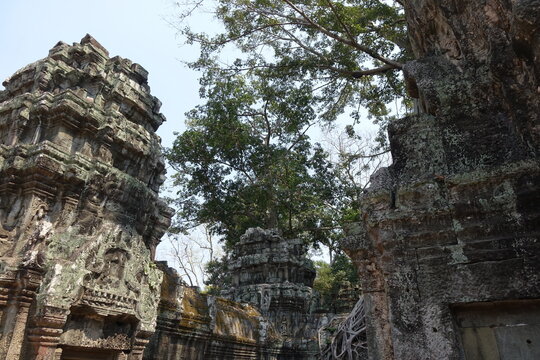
[2,0,540,359]
[341,1,540,359]
[0,36,336,360]
[221,228,325,358]
[147,228,337,360]
[0,35,173,359]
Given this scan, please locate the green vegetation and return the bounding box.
[167,72,339,248]
[178,0,410,127]
[167,0,409,250]
[313,252,359,311]
[203,257,231,295]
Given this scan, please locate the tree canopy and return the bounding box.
[313,252,360,312]
[179,0,410,128]
[167,0,408,249]
[167,72,339,247]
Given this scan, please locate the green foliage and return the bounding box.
[313,261,334,297]
[168,0,408,249]
[203,256,231,294]
[179,0,411,129]
[167,66,345,247]
[313,252,359,311]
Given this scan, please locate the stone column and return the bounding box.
[5,297,33,359]
[26,307,68,360]
[129,330,154,360]
[0,272,17,358]
[0,268,42,360]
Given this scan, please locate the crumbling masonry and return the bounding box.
[144,228,333,360]
[0,35,173,359]
[342,1,540,359]
[0,36,333,360]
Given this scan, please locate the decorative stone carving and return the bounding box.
[0,34,172,359]
[2,35,325,360]
[222,228,330,359]
[223,228,316,312]
[146,229,355,360]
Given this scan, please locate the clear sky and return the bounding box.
[0,0,207,148]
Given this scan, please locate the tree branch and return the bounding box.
[263,101,271,146]
[287,122,313,152]
[213,158,256,184]
[281,0,403,69]
[324,0,355,43]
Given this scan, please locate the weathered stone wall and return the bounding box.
[145,262,282,360]
[0,35,173,360]
[146,229,358,360]
[342,1,540,359]
[222,228,333,359]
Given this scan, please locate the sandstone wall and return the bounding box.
[145,262,282,360]
[0,34,172,360]
[343,1,540,359]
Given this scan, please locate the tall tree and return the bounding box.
[168,0,406,249]
[319,129,391,261]
[167,71,338,247]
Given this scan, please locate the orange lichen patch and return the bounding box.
[159,270,176,301]
[178,287,211,329]
[213,298,261,343]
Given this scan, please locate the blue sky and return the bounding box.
[0,0,208,147]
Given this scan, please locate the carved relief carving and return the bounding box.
[0,35,172,359]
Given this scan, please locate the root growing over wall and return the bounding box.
[319,297,367,360]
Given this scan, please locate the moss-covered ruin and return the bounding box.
[1,0,539,357]
[341,1,540,359]
[0,35,345,360]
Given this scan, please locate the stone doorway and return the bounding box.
[452,299,540,360]
[60,347,121,360]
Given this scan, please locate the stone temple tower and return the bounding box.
[222,228,322,359]
[0,35,172,360]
